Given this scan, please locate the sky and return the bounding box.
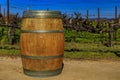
[0,0,120,18]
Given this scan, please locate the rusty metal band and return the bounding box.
[21,54,63,59]
[23,63,64,77]
[21,30,64,33]
[23,10,62,18]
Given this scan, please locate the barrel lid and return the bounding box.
[23,10,62,18]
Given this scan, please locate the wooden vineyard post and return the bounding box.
[108,23,113,47]
[98,8,100,24]
[8,26,13,44]
[100,30,104,45]
[114,6,118,41]
[7,0,12,45]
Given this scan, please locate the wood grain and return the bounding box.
[20,18,64,71]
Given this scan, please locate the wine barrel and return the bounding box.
[20,10,64,77]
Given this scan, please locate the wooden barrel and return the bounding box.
[20,10,64,77]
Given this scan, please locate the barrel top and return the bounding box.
[23,10,62,18]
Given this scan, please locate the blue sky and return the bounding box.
[0,0,120,18]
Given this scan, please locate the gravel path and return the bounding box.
[0,57,120,80]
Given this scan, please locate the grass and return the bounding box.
[64,52,120,60]
[65,42,120,52]
[64,42,120,60]
[0,49,20,56]
[0,44,20,56]
[0,42,120,60]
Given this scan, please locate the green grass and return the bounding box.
[0,49,20,56]
[64,42,120,60]
[0,42,120,60]
[64,52,120,60]
[0,45,20,56]
[65,42,120,52]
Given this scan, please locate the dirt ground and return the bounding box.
[0,57,120,80]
